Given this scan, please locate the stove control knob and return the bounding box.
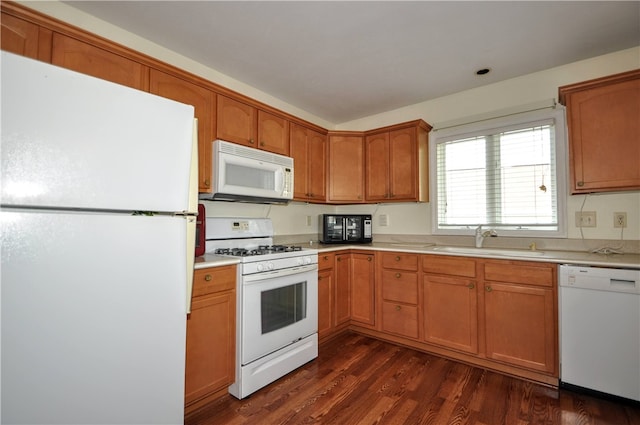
[257,263,264,272]
[304,256,312,264]
[296,257,304,266]
[267,262,274,270]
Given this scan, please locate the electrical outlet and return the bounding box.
[379,214,389,227]
[306,215,312,226]
[575,211,597,227]
[614,212,627,228]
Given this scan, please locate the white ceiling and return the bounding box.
[62,1,639,124]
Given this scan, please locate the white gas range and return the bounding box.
[205,218,318,399]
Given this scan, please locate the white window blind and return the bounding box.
[431,107,567,237]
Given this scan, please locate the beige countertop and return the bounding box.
[194,243,640,269]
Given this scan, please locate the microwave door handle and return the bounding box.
[342,217,347,241]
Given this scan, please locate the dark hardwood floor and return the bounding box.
[185,332,640,425]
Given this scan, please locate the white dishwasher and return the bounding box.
[559,264,640,402]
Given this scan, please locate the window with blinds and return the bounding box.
[430,107,567,237]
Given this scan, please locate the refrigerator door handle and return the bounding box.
[185,215,196,313]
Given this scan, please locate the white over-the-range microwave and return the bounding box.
[199,140,294,204]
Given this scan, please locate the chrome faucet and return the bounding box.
[475,225,497,248]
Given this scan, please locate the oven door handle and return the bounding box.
[243,264,318,283]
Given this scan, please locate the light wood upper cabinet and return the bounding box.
[559,69,640,193]
[1,11,51,61]
[290,123,327,202]
[51,33,149,90]
[365,120,430,202]
[216,94,256,146]
[149,70,216,192]
[217,95,290,155]
[257,110,289,155]
[328,133,365,203]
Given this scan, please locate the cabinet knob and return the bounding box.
[468,283,475,289]
[395,305,401,311]
[395,273,401,278]
[204,274,212,282]
[367,256,372,262]
[395,256,401,261]
[204,179,210,187]
[249,139,255,144]
[486,286,492,292]
[323,255,329,260]
[337,257,342,262]
[260,141,265,146]
[577,181,584,187]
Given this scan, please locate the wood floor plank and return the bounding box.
[185,332,640,425]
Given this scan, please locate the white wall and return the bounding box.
[336,47,640,242]
[21,1,639,242]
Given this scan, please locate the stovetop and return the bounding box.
[214,244,304,257]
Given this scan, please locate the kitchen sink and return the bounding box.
[432,246,546,257]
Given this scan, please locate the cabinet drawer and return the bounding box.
[483,261,554,287]
[193,266,236,297]
[381,252,419,271]
[423,255,476,278]
[318,252,335,270]
[381,271,418,304]
[382,302,419,339]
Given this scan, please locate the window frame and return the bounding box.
[429,106,568,238]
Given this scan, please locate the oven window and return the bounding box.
[261,282,307,334]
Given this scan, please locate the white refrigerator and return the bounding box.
[1,52,197,424]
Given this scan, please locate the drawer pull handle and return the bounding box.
[368,256,372,262]
[204,275,212,282]
[395,273,401,278]
[395,256,401,261]
[577,181,584,187]
[395,305,401,311]
[323,255,329,260]
[486,286,492,292]
[468,283,475,289]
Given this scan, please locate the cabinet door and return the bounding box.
[328,135,365,203]
[423,274,478,354]
[216,95,256,147]
[150,70,215,192]
[257,110,289,155]
[564,74,640,193]
[350,253,375,326]
[318,268,334,339]
[185,290,236,405]
[388,127,417,200]
[483,282,555,373]
[290,123,310,200]
[51,33,148,90]
[1,12,50,60]
[365,132,390,201]
[334,253,351,325]
[307,129,327,202]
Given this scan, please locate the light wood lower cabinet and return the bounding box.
[422,255,478,354]
[334,252,352,326]
[379,252,419,339]
[317,252,337,340]
[185,265,236,412]
[350,251,376,327]
[482,261,557,374]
